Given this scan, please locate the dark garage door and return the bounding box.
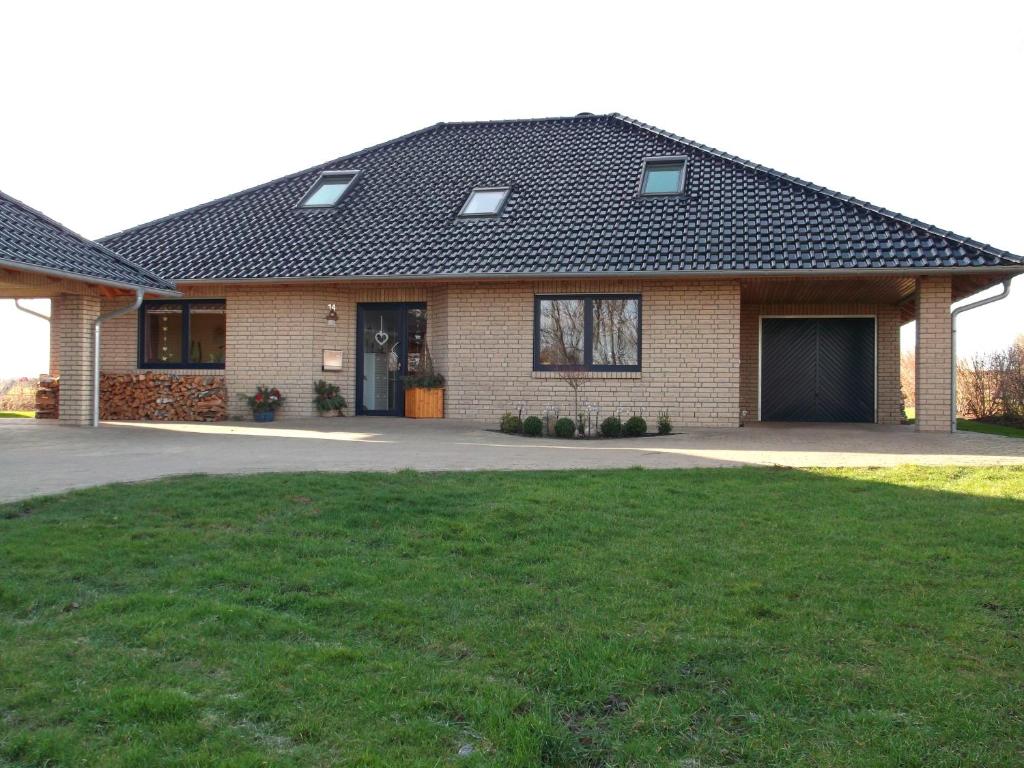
[761,317,875,423]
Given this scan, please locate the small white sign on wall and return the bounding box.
[322,349,343,371]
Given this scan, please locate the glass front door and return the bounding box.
[356,303,426,415]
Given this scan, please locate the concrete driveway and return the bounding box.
[1,416,1022,502]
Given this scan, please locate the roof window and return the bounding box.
[299,170,359,207]
[459,186,509,217]
[640,158,687,195]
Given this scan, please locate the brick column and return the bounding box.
[48,295,61,375]
[915,276,952,432]
[57,293,100,426]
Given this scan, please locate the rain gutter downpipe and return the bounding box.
[13,298,51,322]
[950,279,1012,432]
[93,290,144,427]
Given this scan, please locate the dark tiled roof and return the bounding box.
[99,114,1023,281]
[0,190,175,293]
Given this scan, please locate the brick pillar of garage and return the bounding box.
[914,276,953,432]
[57,293,100,426]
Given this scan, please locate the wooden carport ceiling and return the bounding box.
[741,271,1020,323]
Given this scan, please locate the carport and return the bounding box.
[0,190,177,425]
[739,272,1017,430]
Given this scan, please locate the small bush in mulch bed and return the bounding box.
[657,413,672,435]
[600,416,622,438]
[523,416,543,437]
[554,417,576,438]
[500,412,523,434]
[624,416,647,437]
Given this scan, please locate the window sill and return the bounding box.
[532,370,642,380]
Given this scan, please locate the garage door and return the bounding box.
[760,317,875,423]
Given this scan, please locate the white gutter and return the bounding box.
[13,298,51,322]
[92,290,144,427]
[170,264,1024,286]
[950,279,1012,432]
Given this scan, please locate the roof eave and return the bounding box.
[0,258,180,297]
[169,264,1024,285]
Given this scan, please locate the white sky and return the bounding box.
[1,0,1022,378]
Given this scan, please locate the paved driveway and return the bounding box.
[1,417,1022,502]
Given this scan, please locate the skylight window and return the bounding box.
[460,186,510,217]
[640,158,687,195]
[299,171,359,208]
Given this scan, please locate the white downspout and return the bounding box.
[950,279,1012,432]
[13,298,51,322]
[93,290,144,427]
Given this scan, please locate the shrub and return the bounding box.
[313,380,345,414]
[554,417,576,438]
[624,416,647,437]
[499,412,523,434]
[657,412,672,435]
[600,416,622,438]
[523,416,543,437]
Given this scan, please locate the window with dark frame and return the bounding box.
[139,299,226,369]
[640,157,687,195]
[299,170,359,207]
[534,295,641,372]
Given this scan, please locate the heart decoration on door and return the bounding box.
[374,317,390,348]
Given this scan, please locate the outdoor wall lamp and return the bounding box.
[325,303,338,327]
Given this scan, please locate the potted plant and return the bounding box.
[240,386,285,422]
[403,343,445,418]
[313,380,346,417]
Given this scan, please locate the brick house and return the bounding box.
[32,114,1024,430]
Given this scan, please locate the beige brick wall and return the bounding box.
[915,276,952,432]
[93,278,741,426]
[442,278,741,427]
[739,303,903,425]
[57,293,100,426]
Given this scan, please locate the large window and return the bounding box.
[534,295,641,371]
[139,299,226,368]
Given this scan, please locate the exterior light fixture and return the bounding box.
[325,303,338,327]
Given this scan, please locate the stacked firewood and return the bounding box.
[35,376,59,419]
[100,373,227,422]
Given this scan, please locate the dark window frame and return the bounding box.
[639,156,688,196]
[458,186,511,218]
[137,298,226,370]
[533,294,642,372]
[297,169,361,208]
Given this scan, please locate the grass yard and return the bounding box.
[1,467,1023,767]
[957,419,1024,439]
[0,411,33,418]
[902,407,1024,438]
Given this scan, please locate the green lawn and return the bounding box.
[0,411,33,418]
[903,407,1024,437]
[2,468,1023,767]
[957,418,1024,439]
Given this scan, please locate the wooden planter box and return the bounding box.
[405,387,444,418]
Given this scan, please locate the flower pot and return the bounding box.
[318,410,335,418]
[253,410,275,423]
[404,387,444,418]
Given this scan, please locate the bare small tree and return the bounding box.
[551,348,587,434]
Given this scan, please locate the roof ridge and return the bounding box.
[610,114,1023,265]
[440,113,612,127]
[0,189,175,291]
[98,121,447,243]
